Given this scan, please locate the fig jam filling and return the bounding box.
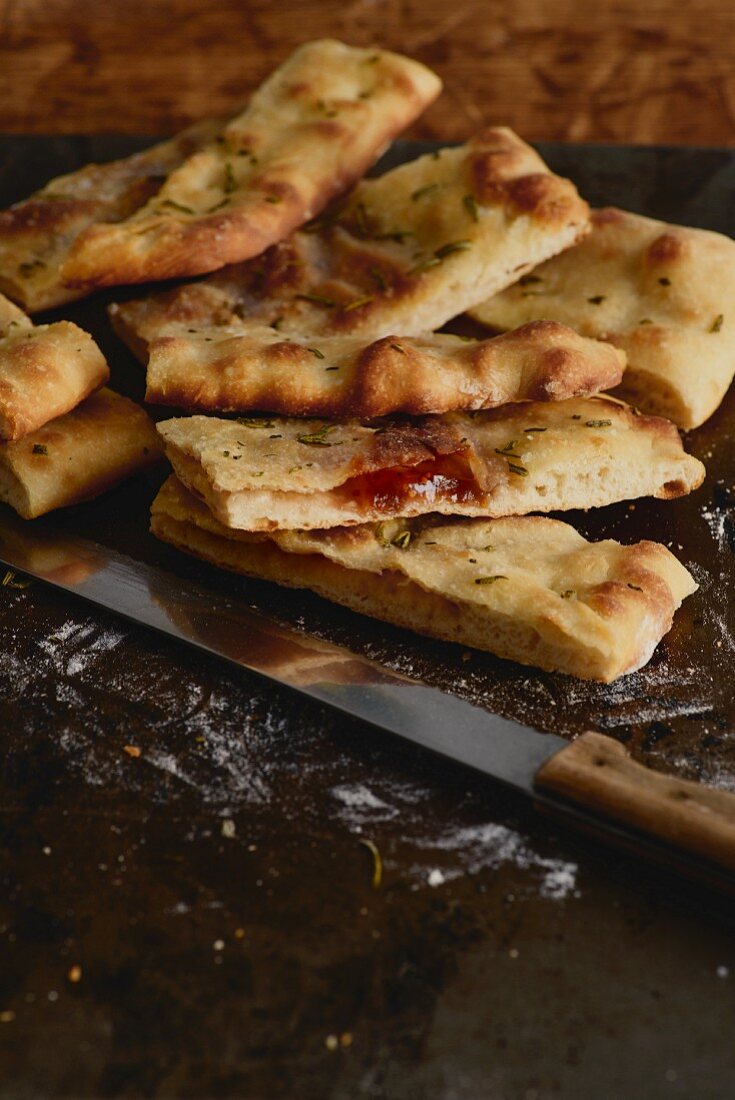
[336,451,486,513]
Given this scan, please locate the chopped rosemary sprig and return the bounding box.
[297,424,335,446]
[585,419,612,428]
[434,240,471,260]
[207,198,229,213]
[627,583,643,591]
[408,255,442,275]
[463,194,479,222]
[710,314,724,333]
[353,202,370,236]
[495,439,519,455]
[265,194,282,204]
[1,569,31,589]
[296,292,335,308]
[370,268,388,291]
[507,463,528,477]
[474,575,508,585]
[237,417,275,428]
[638,318,653,324]
[223,162,236,193]
[523,427,547,433]
[324,365,339,371]
[159,199,195,214]
[375,229,415,243]
[411,183,440,201]
[343,295,374,312]
[587,295,606,305]
[390,343,406,354]
[658,276,671,286]
[307,347,325,359]
[519,274,542,286]
[359,838,383,889]
[32,443,48,455]
[560,589,574,599]
[391,531,412,550]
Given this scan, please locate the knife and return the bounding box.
[2,507,735,895]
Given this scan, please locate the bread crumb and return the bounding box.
[123,745,141,758]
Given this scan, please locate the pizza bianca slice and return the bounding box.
[109,126,591,355]
[151,475,697,683]
[0,293,109,440]
[143,319,625,418]
[0,120,220,312]
[60,41,442,290]
[470,207,735,429]
[0,387,162,519]
[156,395,704,531]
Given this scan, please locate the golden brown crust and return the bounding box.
[0,387,162,519]
[110,126,590,355]
[0,294,109,440]
[471,206,735,429]
[60,41,442,289]
[0,120,220,312]
[143,319,625,418]
[156,395,705,531]
[151,475,697,682]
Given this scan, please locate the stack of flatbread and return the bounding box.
[0,292,160,517]
[1,40,722,681]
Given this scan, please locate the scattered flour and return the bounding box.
[412,821,579,900]
[331,782,578,900]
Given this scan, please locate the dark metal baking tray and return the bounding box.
[1,137,734,1099]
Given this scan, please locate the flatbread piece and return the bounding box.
[157,396,704,531]
[0,292,109,440]
[470,207,735,429]
[0,387,162,519]
[110,126,591,354]
[152,475,697,683]
[0,120,220,311]
[61,41,442,289]
[144,319,625,417]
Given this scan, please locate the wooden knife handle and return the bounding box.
[535,731,735,874]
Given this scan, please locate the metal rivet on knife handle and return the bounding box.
[534,731,735,874]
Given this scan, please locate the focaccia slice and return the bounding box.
[0,120,220,312]
[470,207,735,429]
[61,41,441,290]
[0,388,162,519]
[144,319,625,417]
[157,395,704,531]
[109,126,591,355]
[0,293,109,440]
[152,475,697,683]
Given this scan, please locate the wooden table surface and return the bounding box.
[1,0,734,145]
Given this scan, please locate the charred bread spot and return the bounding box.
[646,232,686,267]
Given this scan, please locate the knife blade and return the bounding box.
[2,506,735,895]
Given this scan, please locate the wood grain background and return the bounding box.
[1,0,735,144]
